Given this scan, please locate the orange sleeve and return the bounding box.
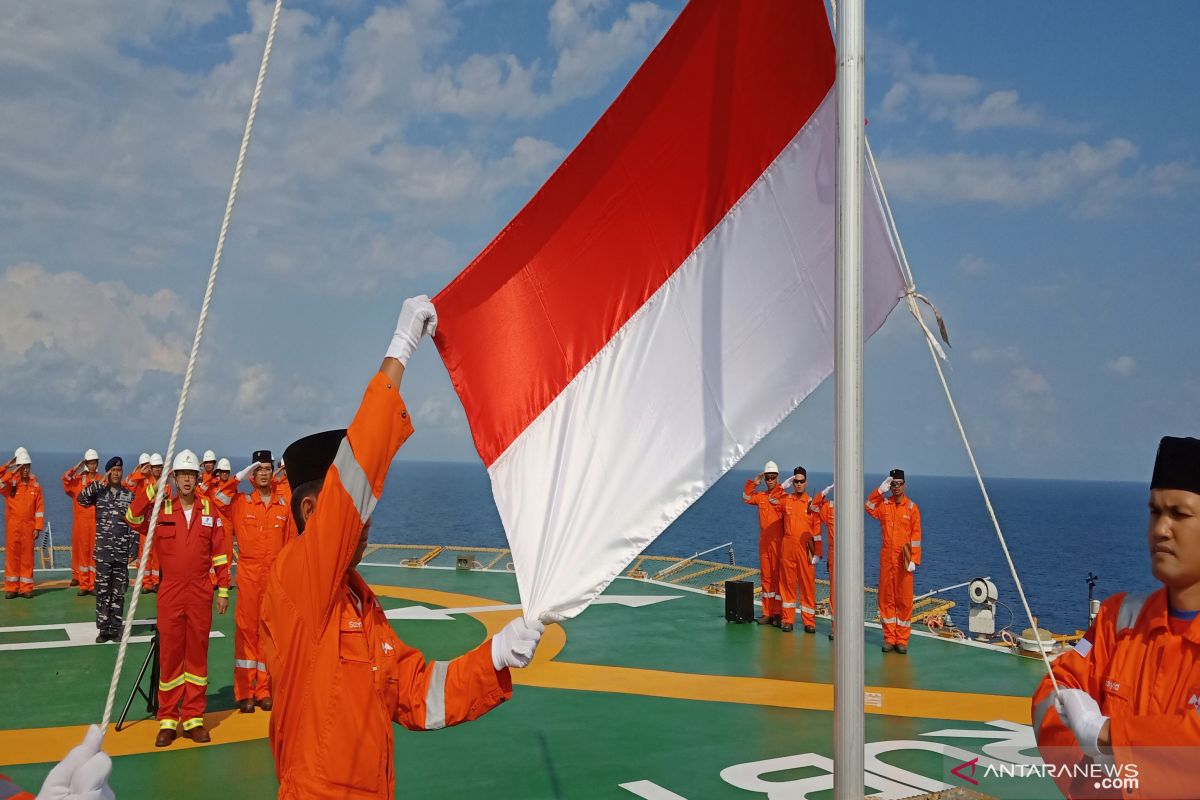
[1032,598,1118,798]
[125,484,156,534]
[865,488,884,519]
[909,503,922,566]
[34,484,44,528]
[210,477,238,509]
[61,470,79,498]
[810,505,823,558]
[742,479,758,505]
[277,372,414,630]
[391,640,512,731]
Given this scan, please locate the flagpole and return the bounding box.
[833,0,865,795]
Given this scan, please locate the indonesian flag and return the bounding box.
[433,0,904,622]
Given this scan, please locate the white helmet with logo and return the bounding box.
[172,450,201,473]
[84,448,100,462]
[14,447,31,466]
[138,453,151,466]
[763,461,780,475]
[202,449,217,464]
[216,457,232,472]
[149,453,164,467]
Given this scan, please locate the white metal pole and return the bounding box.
[834,0,865,796]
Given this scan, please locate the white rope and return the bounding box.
[99,0,286,737]
[864,137,1060,694]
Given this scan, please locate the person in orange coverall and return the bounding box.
[126,454,163,593]
[866,468,921,654]
[126,449,231,747]
[1033,436,1200,800]
[773,466,822,633]
[261,296,545,800]
[215,449,292,713]
[2,448,45,599]
[744,461,784,626]
[809,485,836,640]
[62,449,103,594]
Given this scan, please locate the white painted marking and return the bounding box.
[385,594,683,621]
[618,780,690,799]
[0,618,225,652]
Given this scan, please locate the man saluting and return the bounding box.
[260,295,545,799]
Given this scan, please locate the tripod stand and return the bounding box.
[116,627,159,731]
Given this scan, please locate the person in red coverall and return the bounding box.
[744,461,785,626]
[865,468,921,654]
[214,449,292,712]
[260,295,545,800]
[773,466,822,633]
[126,449,231,747]
[1,448,44,599]
[62,449,103,593]
[1033,436,1200,800]
[809,485,836,640]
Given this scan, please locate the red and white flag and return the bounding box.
[433,0,904,622]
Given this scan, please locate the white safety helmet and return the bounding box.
[84,448,100,462]
[216,457,232,472]
[763,461,780,475]
[14,447,31,466]
[149,453,164,467]
[172,449,201,473]
[138,452,151,466]
[202,449,217,464]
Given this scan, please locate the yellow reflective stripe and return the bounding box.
[159,674,186,691]
[182,717,205,731]
[126,509,144,525]
[201,498,211,515]
[145,484,156,500]
[159,719,179,730]
[211,554,228,566]
[183,672,208,687]
[164,498,172,515]
[217,588,229,599]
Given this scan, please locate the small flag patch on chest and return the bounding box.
[1073,638,1093,658]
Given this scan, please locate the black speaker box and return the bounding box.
[725,580,754,623]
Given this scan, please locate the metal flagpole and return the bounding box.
[834,0,866,795]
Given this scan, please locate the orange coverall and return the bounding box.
[865,488,922,647]
[2,468,44,597]
[126,488,231,732]
[199,474,234,589]
[218,485,292,702]
[773,491,823,628]
[62,469,102,590]
[124,471,160,590]
[744,480,785,619]
[810,495,836,625]
[261,373,512,800]
[1033,589,1200,799]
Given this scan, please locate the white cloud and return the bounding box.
[969,345,1020,365]
[957,254,990,278]
[1106,355,1137,377]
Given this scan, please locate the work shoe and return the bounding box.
[828,632,835,641]
[770,615,782,628]
[94,633,108,644]
[155,729,176,748]
[237,699,256,714]
[781,623,794,632]
[70,578,79,586]
[183,725,211,743]
[20,593,32,599]
[78,589,88,596]
[4,592,15,599]
[882,643,895,653]
[755,615,773,625]
[257,697,273,711]
[895,645,908,655]
[804,625,816,634]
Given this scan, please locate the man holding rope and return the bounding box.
[1033,436,1200,798]
[260,296,545,799]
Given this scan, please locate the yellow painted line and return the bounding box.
[0,585,1027,766]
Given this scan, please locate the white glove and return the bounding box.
[811,554,819,565]
[37,724,115,800]
[906,561,916,573]
[780,475,796,490]
[236,462,265,482]
[1054,688,1108,761]
[877,476,893,495]
[491,616,545,671]
[820,484,834,498]
[385,295,438,366]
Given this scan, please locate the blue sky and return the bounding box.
[0,0,1196,482]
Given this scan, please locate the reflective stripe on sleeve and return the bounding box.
[215,491,232,504]
[910,540,921,548]
[742,493,752,501]
[234,659,258,670]
[333,438,378,522]
[423,660,450,730]
[865,501,876,510]
[211,554,229,566]
[1032,694,1055,735]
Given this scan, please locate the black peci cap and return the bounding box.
[281,430,346,492]
[889,468,905,481]
[252,449,273,466]
[1151,436,1200,495]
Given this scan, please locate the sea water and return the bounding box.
[24,452,1156,634]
